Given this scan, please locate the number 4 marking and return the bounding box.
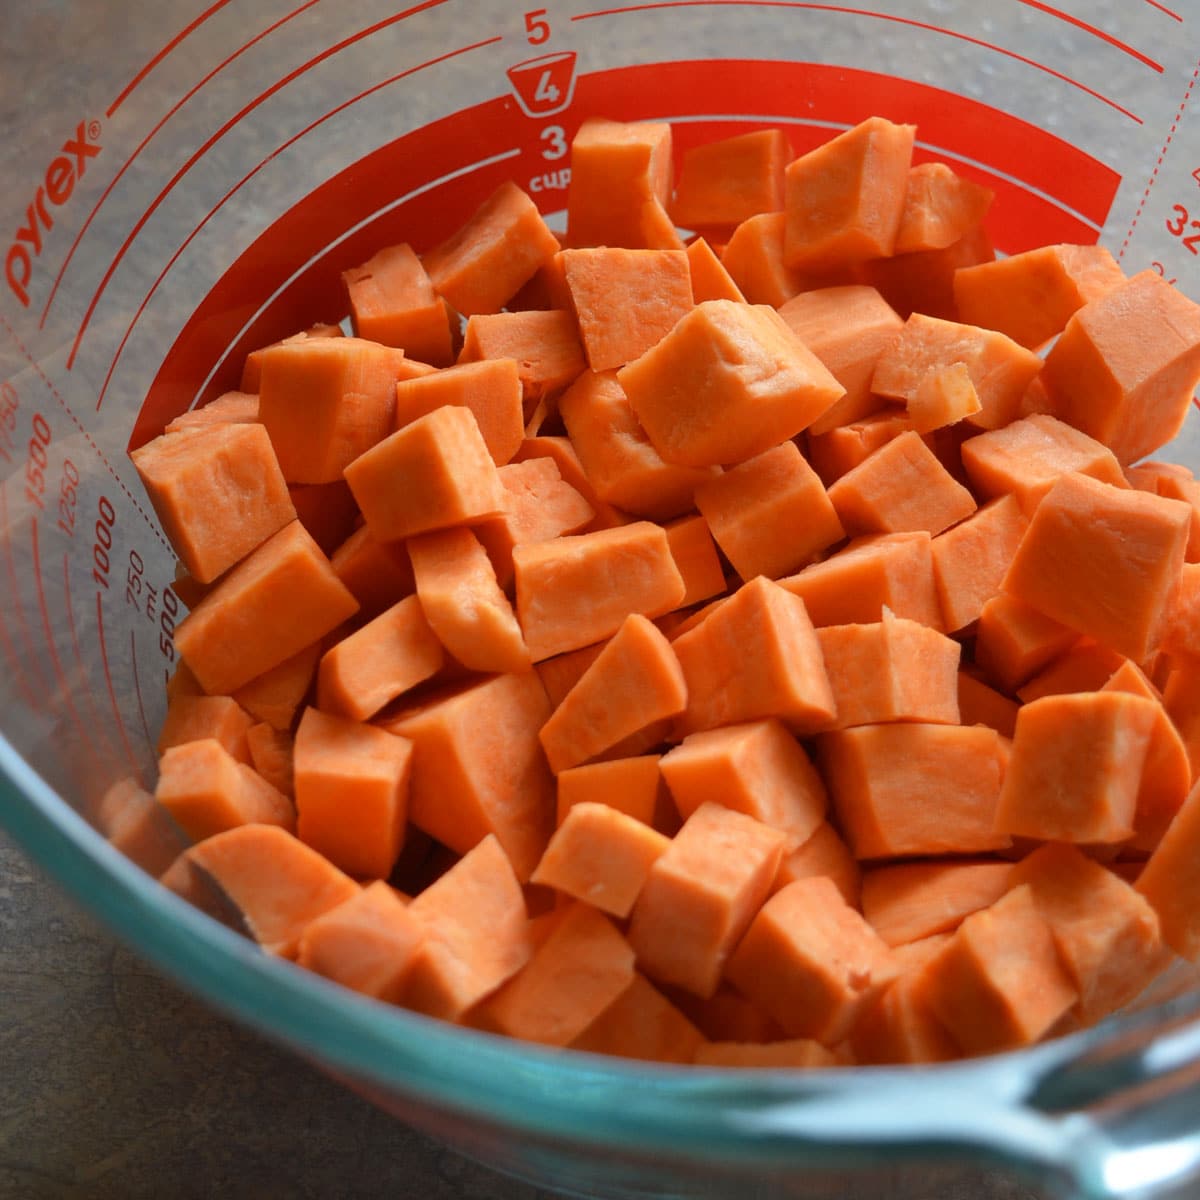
[534,69,560,104]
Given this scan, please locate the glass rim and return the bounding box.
[5,728,1200,1181]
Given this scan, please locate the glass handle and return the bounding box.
[1028,1007,1200,1199]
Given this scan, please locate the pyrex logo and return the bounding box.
[5,120,102,308]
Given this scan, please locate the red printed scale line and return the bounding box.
[1118,57,1200,261]
[0,480,50,691]
[43,0,324,329]
[128,628,156,756]
[64,550,137,776]
[96,592,146,771]
[571,3,1144,123]
[0,592,41,710]
[107,0,236,118]
[67,0,451,373]
[95,35,503,412]
[1014,0,1161,74]
[1144,0,1183,22]
[29,516,102,763]
[0,312,170,552]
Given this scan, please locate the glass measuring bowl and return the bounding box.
[4,2,1200,1196]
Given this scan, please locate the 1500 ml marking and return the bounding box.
[5,121,102,309]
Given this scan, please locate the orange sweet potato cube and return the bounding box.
[566,118,680,251]
[342,242,454,366]
[617,300,845,468]
[1041,270,1200,463]
[393,358,524,466]
[560,247,694,372]
[155,737,295,843]
[174,521,359,695]
[1002,472,1191,662]
[954,243,1125,350]
[777,285,904,435]
[512,522,685,662]
[727,875,896,1044]
[628,802,786,997]
[672,576,836,736]
[817,723,1010,859]
[256,335,419,483]
[659,717,827,848]
[783,117,915,271]
[871,313,1043,431]
[816,609,961,729]
[293,707,413,880]
[828,430,976,538]
[422,180,560,316]
[132,423,295,584]
[532,802,671,918]
[344,405,506,542]
[994,691,1159,844]
[558,369,717,520]
[921,885,1078,1055]
[670,128,788,230]
[297,880,425,1002]
[695,441,844,581]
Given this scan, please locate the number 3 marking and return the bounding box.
[541,125,568,160]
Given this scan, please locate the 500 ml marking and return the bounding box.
[22,408,80,536]
[4,120,102,309]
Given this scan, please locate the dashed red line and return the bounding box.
[1118,56,1200,260]
[128,628,155,755]
[571,3,1143,123]
[44,0,322,329]
[95,592,145,771]
[29,516,100,761]
[1015,0,1161,73]
[107,0,236,118]
[0,312,170,552]
[95,34,503,411]
[0,481,49,690]
[69,0,451,374]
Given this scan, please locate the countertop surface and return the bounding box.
[0,834,1051,1200]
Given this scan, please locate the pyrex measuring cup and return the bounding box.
[5,2,1200,1197]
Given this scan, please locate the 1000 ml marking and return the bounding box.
[4,120,102,309]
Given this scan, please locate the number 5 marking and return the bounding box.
[525,9,550,43]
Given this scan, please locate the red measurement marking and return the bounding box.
[95,36,503,411]
[0,311,170,552]
[29,517,101,762]
[69,0,452,375]
[43,0,322,329]
[0,480,50,690]
[128,627,155,755]
[1145,0,1183,21]
[1118,56,1200,261]
[0,604,41,710]
[65,551,135,774]
[96,592,146,768]
[571,3,1143,123]
[1015,1,1161,73]
[107,0,236,118]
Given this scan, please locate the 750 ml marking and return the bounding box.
[125,548,177,663]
